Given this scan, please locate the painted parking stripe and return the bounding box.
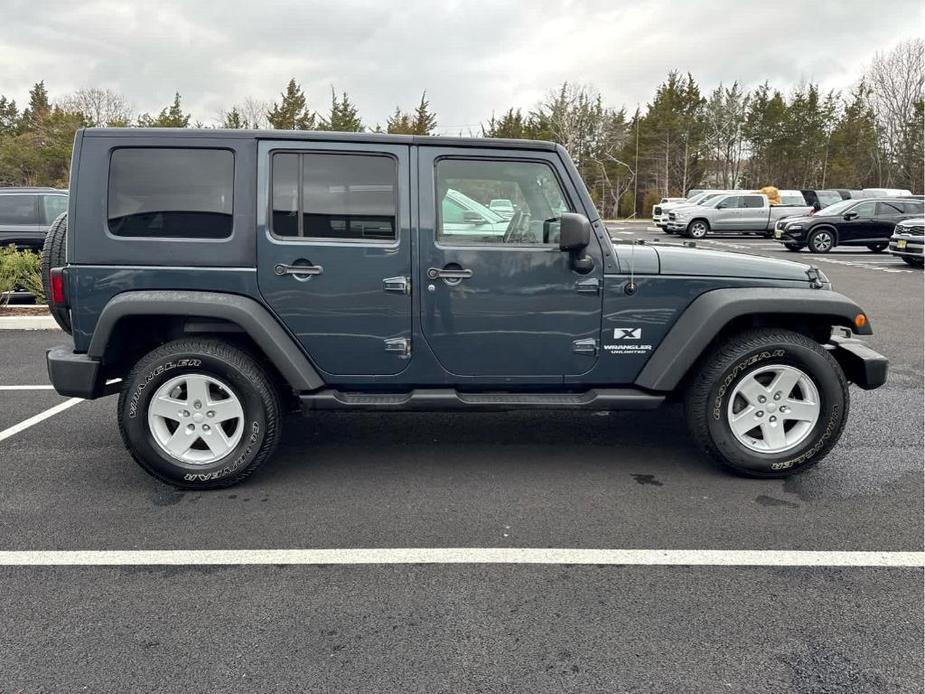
[0,397,82,443]
[0,548,921,567]
[0,385,55,390]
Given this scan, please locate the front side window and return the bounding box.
[0,195,39,225]
[271,152,398,242]
[718,196,742,209]
[108,148,234,238]
[42,195,68,224]
[436,159,572,245]
[851,201,877,218]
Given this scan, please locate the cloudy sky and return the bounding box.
[1,0,922,132]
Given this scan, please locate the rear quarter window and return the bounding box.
[108,148,234,238]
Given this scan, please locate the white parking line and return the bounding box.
[0,397,82,443]
[0,385,55,390]
[0,548,921,567]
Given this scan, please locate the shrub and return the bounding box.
[0,245,44,305]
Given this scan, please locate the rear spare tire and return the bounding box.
[40,212,71,334]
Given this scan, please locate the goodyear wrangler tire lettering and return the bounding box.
[685,329,849,479]
[117,339,281,490]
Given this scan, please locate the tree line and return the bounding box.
[0,39,920,217]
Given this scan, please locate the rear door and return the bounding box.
[740,194,767,230]
[417,147,603,377]
[256,141,413,377]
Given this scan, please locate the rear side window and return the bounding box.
[899,200,924,214]
[876,202,903,215]
[271,152,398,242]
[743,195,764,208]
[108,148,234,238]
[0,195,40,225]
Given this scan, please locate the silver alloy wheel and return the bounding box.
[726,364,821,454]
[689,221,707,238]
[147,374,244,464]
[811,230,833,252]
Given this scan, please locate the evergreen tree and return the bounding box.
[387,92,437,135]
[222,107,246,129]
[137,92,190,128]
[318,88,363,132]
[267,79,315,130]
[0,96,19,135]
[827,82,881,188]
[21,81,51,130]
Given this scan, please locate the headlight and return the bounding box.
[786,224,803,230]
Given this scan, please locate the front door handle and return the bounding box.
[274,263,323,278]
[427,267,473,281]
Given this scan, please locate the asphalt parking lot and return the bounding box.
[1,224,922,692]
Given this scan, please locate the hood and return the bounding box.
[654,244,818,282]
[779,214,814,226]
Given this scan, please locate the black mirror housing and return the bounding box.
[559,213,591,252]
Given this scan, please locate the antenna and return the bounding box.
[625,240,638,295]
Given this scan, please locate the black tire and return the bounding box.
[685,328,849,478]
[867,243,888,253]
[40,212,71,333]
[807,228,835,254]
[685,219,709,239]
[762,230,774,238]
[901,255,924,267]
[783,243,804,252]
[663,228,675,235]
[118,338,282,489]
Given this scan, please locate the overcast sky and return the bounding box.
[1,0,922,133]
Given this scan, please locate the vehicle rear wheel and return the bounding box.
[686,220,709,239]
[867,242,888,253]
[118,338,282,489]
[783,243,803,252]
[685,328,849,478]
[807,228,835,254]
[40,212,71,333]
[901,255,923,267]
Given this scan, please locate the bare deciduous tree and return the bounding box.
[58,87,133,126]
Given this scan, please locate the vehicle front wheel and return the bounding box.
[867,242,888,253]
[685,220,709,239]
[807,229,835,253]
[118,338,282,489]
[901,255,924,267]
[685,328,849,478]
[783,243,804,252]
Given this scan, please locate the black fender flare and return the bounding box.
[88,290,325,391]
[634,287,872,391]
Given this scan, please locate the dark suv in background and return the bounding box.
[0,187,68,251]
[773,197,924,253]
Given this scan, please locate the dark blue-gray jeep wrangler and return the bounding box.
[43,128,888,488]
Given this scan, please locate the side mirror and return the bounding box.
[558,213,593,274]
[843,211,858,221]
[559,213,591,251]
[717,203,727,209]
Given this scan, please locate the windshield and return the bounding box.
[684,192,710,205]
[817,199,856,216]
[700,194,727,208]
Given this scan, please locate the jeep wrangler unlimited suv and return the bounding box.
[44,128,888,489]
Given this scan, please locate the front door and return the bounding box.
[418,148,603,378]
[257,141,412,376]
[837,200,878,243]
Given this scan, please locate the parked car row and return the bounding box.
[0,187,69,251]
[772,197,924,254]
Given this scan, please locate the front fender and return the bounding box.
[634,287,872,391]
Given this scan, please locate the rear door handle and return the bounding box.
[427,267,473,280]
[274,263,323,278]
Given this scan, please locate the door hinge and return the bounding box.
[575,277,600,294]
[806,265,824,289]
[383,276,411,295]
[572,338,599,356]
[384,337,411,358]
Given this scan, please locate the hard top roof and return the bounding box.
[0,186,67,194]
[81,127,561,152]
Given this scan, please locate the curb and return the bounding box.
[0,316,60,330]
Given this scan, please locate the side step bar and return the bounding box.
[300,388,665,413]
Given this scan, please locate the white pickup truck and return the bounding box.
[651,197,685,226]
[664,192,813,238]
